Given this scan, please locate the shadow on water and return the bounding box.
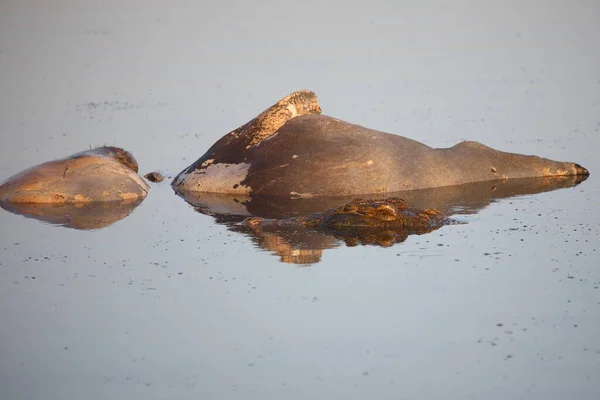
[0,199,146,230]
[175,175,588,264]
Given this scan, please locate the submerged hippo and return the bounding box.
[0,146,149,204]
[172,90,589,197]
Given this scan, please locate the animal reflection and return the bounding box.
[240,197,456,263]
[176,175,588,264]
[0,199,145,230]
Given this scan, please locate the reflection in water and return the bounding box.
[250,230,333,265]
[175,175,588,264]
[243,197,453,264]
[0,199,145,230]
[244,222,449,264]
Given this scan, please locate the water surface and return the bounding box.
[1,1,599,399]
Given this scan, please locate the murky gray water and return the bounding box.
[1,1,599,399]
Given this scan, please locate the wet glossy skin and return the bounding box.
[0,146,149,204]
[172,90,590,197]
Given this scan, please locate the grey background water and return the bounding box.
[1,1,599,399]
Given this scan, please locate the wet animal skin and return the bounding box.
[172,90,589,197]
[0,146,149,204]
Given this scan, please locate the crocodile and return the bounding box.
[243,197,456,248]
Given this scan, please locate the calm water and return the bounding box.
[1,1,599,399]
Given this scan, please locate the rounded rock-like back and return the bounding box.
[0,146,149,204]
